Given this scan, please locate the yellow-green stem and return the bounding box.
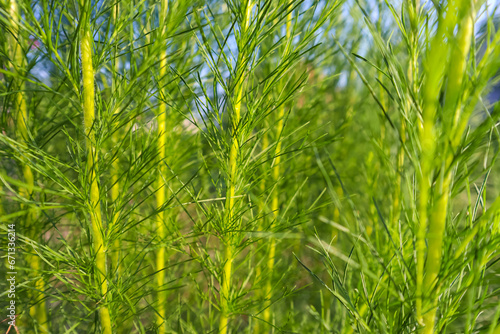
[256,129,269,281]
[262,103,284,325]
[262,6,292,326]
[219,78,244,334]
[395,0,419,236]
[449,12,474,142]
[155,1,169,332]
[219,3,252,333]
[110,165,120,271]
[9,0,49,331]
[80,2,112,332]
[416,7,452,322]
[219,242,234,334]
[254,130,268,334]
[394,120,405,230]
[421,173,451,334]
[420,8,473,332]
[110,0,121,275]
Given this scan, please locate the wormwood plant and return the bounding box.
[186,1,342,331]
[0,0,197,331]
[79,0,113,332]
[4,0,48,331]
[150,1,195,332]
[1,0,500,333]
[299,0,500,333]
[260,4,292,325]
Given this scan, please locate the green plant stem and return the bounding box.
[8,0,49,331]
[420,8,473,332]
[80,1,112,332]
[219,79,243,334]
[110,0,121,275]
[416,5,453,324]
[261,106,283,324]
[394,0,419,234]
[421,174,451,334]
[256,129,269,282]
[219,3,252,333]
[155,1,169,332]
[254,129,268,334]
[262,7,292,326]
[448,10,474,134]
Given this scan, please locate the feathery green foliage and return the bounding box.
[1,0,500,333]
